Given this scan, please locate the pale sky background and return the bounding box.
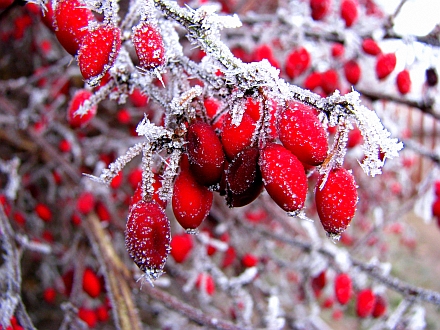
[376,0,440,36]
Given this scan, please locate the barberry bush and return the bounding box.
[1,0,440,328]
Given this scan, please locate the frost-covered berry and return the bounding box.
[67,89,97,128]
[77,24,121,86]
[187,121,225,186]
[375,53,396,80]
[259,143,307,212]
[340,0,358,27]
[54,0,95,55]
[344,60,361,85]
[315,168,358,237]
[285,47,311,80]
[172,160,213,231]
[277,101,328,166]
[310,0,331,21]
[334,273,352,305]
[356,289,376,318]
[225,147,263,207]
[125,200,171,278]
[396,69,411,95]
[132,22,166,71]
[220,111,256,161]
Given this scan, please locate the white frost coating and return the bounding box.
[406,305,426,330]
[0,158,21,200]
[265,296,285,330]
[229,267,258,288]
[136,116,173,142]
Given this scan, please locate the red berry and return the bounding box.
[241,253,258,267]
[321,69,339,95]
[132,22,166,70]
[43,287,56,304]
[187,121,225,186]
[356,289,376,318]
[109,171,123,189]
[172,164,213,231]
[362,38,381,56]
[130,173,166,209]
[259,143,307,212]
[375,53,396,80]
[196,273,215,296]
[225,147,264,207]
[432,198,440,218]
[310,0,331,20]
[82,268,102,298]
[130,88,149,107]
[117,108,131,124]
[58,139,71,153]
[340,0,358,27]
[54,0,95,55]
[0,0,14,12]
[127,168,143,190]
[277,101,328,166]
[125,200,171,278]
[315,168,358,236]
[334,273,352,305]
[67,89,97,128]
[253,44,280,68]
[35,203,52,222]
[285,47,311,80]
[303,72,322,91]
[222,246,236,268]
[372,294,387,318]
[170,234,193,263]
[331,43,345,58]
[95,305,110,322]
[40,2,56,32]
[95,201,111,222]
[347,127,363,148]
[78,307,98,328]
[78,24,121,86]
[311,271,327,297]
[221,112,256,161]
[396,69,411,95]
[344,60,361,85]
[76,191,95,215]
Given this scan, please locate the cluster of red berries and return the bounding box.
[124,98,359,277]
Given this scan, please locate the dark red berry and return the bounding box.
[315,168,358,236]
[372,294,387,318]
[426,67,438,86]
[187,121,225,186]
[125,200,171,278]
[277,101,328,166]
[310,0,331,21]
[259,143,307,212]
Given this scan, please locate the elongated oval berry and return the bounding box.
[372,294,387,318]
[170,234,193,263]
[310,0,331,21]
[285,47,311,80]
[54,0,95,55]
[226,147,263,207]
[362,38,381,56]
[172,164,213,231]
[356,289,375,318]
[125,200,170,279]
[132,22,166,71]
[396,69,411,95]
[67,89,97,128]
[82,268,101,298]
[78,24,121,86]
[259,143,307,212]
[187,121,225,186]
[334,273,352,305]
[340,0,358,27]
[315,168,358,237]
[375,53,396,80]
[220,112,256,161]
[278,101,328,166]
[344,60,361,85]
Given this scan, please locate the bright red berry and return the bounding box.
[344,60,361,85]
[253,44,280,68]
[320,69,339,95]
[78,24,121,86]
[196,273,215,296]
[187,121,225,186]
[109,171,123,189]
[362,38,381,56]
[125,200,171,278]
[95,305,110,322]
[277,101,328,166]
[35,203,52,222]
[375,53,396,80]
[172,164,213,231]
[372,294,387,318]
[315,168,358,237]
[54,0,95,55]
[331,43,345,58]
[222,246,236,268]
[132,22,166,71]
[241,253,258,267]
[225,147,264,207]
[347,127,363,148]
[82,268,102,298]
[220,111,256,161]
[76,191,95,215]
[170,234,193,263]
[303,72,322,91]
[58,139,71,153]
[432,198,440,218]
[43,287,56,304]
[310,0,331,21]
[356,289,376,318]
[285,47,311,80]
[340,0,358,27]
[78,307,98,328]
[259,143,307,212]
[334,273,352,305]
[396,69,411,95]
[67,89,97,128]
